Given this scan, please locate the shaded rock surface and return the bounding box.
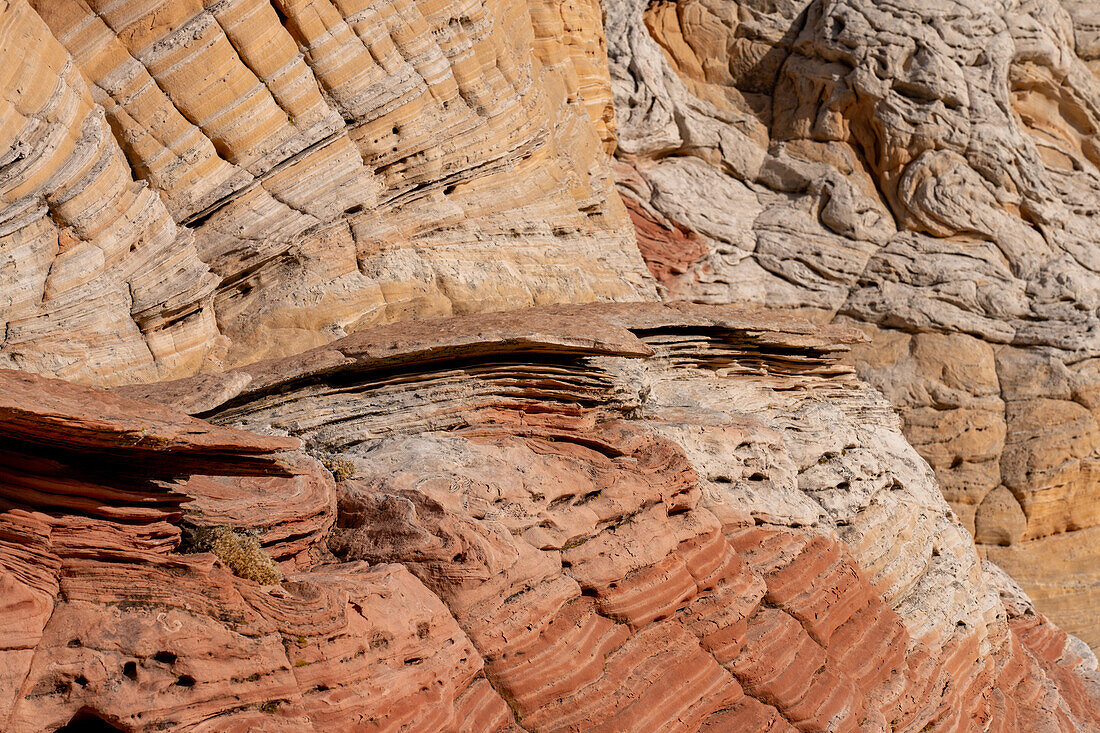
[3,304,1090,731]
[608,0,1100,650]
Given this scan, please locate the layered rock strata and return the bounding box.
[607,0,1100,649]
[0,0,655,386]
[3,0,1100,727]
[0,366,519,731]
[94,303,1096,731]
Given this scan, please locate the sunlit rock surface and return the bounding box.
[2,0,1100,728]
[0,0,655,385]
[5,305,1083,731]
[608,0,1100,651]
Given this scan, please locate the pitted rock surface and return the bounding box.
[3,0,1100,728]
[608,0,1100,650]
[0,304,1078,731]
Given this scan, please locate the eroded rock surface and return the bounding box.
[0,0,655,386]
[0,304,1066,731]
[0,366,518,732]
[4,0,1100,727]
[608,0,1100,649]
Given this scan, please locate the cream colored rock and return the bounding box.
[3,0,1099,725]
[0,0,219,384]
[607,0,1100,650]
[1,0,656,386]
[3,306,1099,730]
[987,525,1100,651]
[147,303,1100,730]
[1063,0,1100,76]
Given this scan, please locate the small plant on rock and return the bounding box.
[180,525,282,584]
[320,455,356,482]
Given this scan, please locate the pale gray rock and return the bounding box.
[609,0,1100,650]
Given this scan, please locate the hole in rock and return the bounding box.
[344,204,364,216]
[581,588,598,597]
[153,652,177,665]
[122,662,137,681]
[748,473,767,481]
[174,675,196,688]
[54,710,124,732]
[73,676,88,687]
[548,494,575,509]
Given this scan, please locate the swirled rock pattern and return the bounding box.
[95,304,1100,731]
[0,366,519,732]
[607,0,1100,650]
[0,0,655,386]
[2,306,1099,730]
[4,0,1100,727]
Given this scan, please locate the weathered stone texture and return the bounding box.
[3,0,1100,727]
[2,305,1098,731]
[608,0,1100,650]
[122,305,1100,731]
[0,0,656,385]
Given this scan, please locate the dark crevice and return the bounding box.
[54,710,125,733]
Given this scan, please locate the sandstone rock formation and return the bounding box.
[0,0,655,386]
[4,0,1100,727]
[2,305,1097,731]
[1065,0,1100,77]
[0,366,515,731]
[607,0,1100,650]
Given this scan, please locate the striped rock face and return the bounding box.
[606,0,1100,654]
[2,0,1100,730]
[5,305,1092,731]
[0,0,655,386]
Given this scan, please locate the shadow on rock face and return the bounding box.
[54,710,124,733]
